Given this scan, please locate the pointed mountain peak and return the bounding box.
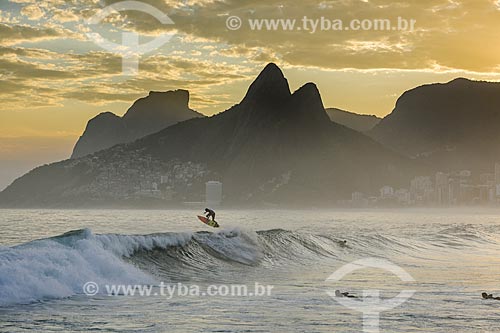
[92,111,120,121]
[235,66,330,127]
[293,82,321,100]
[261,62,284,77]
[291,83,330,123]
[255,63,287,87]
[241,63,291,105]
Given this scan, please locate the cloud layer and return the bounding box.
[2,0,500,134]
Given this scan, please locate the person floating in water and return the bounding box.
[335,290,357,298]
[204,208,216,221]
[482,292,500,300]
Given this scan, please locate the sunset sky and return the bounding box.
[2,0,500,189]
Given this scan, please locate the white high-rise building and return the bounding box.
[395,189,410,204]
[495,163,500,197]
[435,172,450,205]
[206,181,223,206]
[380,186,394,198]
[410,176,433,203]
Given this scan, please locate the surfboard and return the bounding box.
[197,215,220,228]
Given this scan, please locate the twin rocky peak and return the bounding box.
[5,63,500,207]
[71,63,330,159]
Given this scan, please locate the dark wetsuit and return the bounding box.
[482,293,500,300]
[205,208,216,221]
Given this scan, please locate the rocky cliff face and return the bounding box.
[1,64,414,207]
[369,78,500,172]
[71,90,203,158]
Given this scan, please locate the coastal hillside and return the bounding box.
[0,64,414,207]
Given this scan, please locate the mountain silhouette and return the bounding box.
[369,78,500,172]
[0,64,413,207]
[71,90,203,158]
[326,108,381,132]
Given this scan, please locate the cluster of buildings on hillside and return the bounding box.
[61,145,225,206]
[71,148,214,203]
[343,163,500,207]
[73,145,500,208]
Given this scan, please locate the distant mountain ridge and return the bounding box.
[71,90,203,158]
[0,63,413,207]
[326,108,381,132]
[369,78,500,172]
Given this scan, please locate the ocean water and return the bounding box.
[1,209,500,332]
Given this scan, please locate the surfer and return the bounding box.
[204,208,216,221]
[482,292,500,300]
[335,290,357,298]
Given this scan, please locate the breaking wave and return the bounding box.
[0,223,497,306]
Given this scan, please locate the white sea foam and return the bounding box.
[0,226,347,306]
[0,229,193,306]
